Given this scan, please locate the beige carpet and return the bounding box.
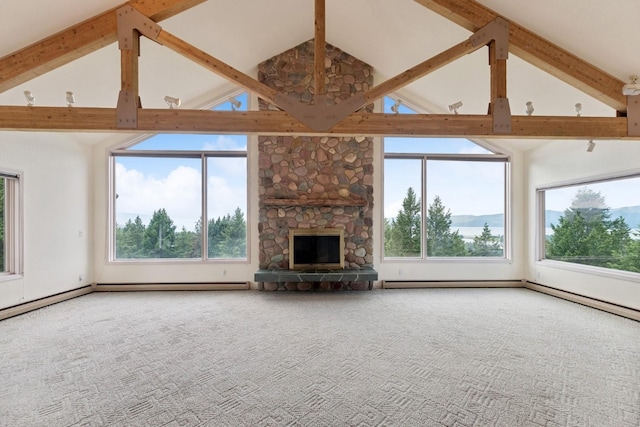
[0,288,639,426]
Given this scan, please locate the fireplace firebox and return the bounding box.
[289,228,344,270]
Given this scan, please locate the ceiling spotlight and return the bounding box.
[586,140,596,152]
[390,99,402,114]
[164,96,181,109]
[448,101,463,115]
[525,101,534,116]
[228,97,242,111]
[622,75,640,96]
[24,90,35,106]
[575,103,582,117]
[66,91,75,107]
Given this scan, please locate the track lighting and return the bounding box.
[164,96,181,109]
[525,101,534,116]
[622,75,640,96]
[575,103,582,117]
[586,140,596,152]
[390,99,402,114]
[228,97,242,111]
[66,91,75,107]
[24,90,35,106]
[448,101,463,115]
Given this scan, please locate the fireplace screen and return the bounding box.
[289,228,344,270]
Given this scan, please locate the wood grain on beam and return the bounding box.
[0,0,205,93]
[0,106,630,139]
[314,0,326,96]
[414,0,627,112]
[364,40,476,104]
[157,31,279,106]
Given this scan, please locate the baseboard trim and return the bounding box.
[524,281,640,322]
[94,282,250,292]
[0,285,94,321]
[382,280,524,289]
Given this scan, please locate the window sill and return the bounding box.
[0,273,23,283]
[537,259,640,283]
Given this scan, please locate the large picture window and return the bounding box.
[539,174,640,274]
[0,171,22,278]
[383,97,508,260]
[110,94,248,262]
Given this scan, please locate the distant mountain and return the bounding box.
[545,206,640,228]
[450,213,503,228]
[449,206,640,229]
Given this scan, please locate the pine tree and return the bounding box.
[547,189,630,267]
[143,209,177,258]
[0,178,4,271]
[208,207,247,258]
[385,187,421,257]
[470,223,503,256]
[426,196,467,256]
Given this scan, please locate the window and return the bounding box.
[110,93,248,261]
[539,174,640,274]
[0,170,22,279]
[383,97,508,259]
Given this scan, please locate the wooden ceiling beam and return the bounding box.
[414,0,627,112]
[0,0,205,93]
[0,106,631,139]
[156,30,279,106]
[314,0,326,96]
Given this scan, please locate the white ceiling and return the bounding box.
[1,0,638,150]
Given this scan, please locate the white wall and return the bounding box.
[526,139,640,311]
[0,132,93,310]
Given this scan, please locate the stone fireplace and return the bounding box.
[256,40,375,290]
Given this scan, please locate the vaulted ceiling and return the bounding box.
[0,0,638,149]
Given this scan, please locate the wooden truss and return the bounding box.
[0,0,638,138]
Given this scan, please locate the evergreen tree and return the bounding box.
[173,226,200,258]
[143,209,177,258]
[426,196,467,256]
[610,226,640,273]
[0,178,4,271]
[547,189,630,267]
[470,223,503,256]
[208,207,247,258]
[116,216,146,258]
[385,187,421,257]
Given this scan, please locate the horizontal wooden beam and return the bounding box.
[0,0,205,93]
[0,106,633,139]
[414,0,627,112]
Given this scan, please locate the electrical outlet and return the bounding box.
[398,268,402,276]
[78,275,84,282]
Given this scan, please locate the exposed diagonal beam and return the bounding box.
[0,0,205,93]
[363,39,476,104]
[414,0,627,112]
[0,106,631,139]
[157,31,279,106]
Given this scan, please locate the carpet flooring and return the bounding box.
[0,288,639,426]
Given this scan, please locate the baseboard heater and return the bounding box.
[0,285,93,321]
[524,281,640,322]
[93,282,249,292]
[382,280,524,289]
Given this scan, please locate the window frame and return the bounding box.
[0,170,23,281]
[383,152,510,261]
[536,170,640,281]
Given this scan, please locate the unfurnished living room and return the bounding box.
[1,0,639,426]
